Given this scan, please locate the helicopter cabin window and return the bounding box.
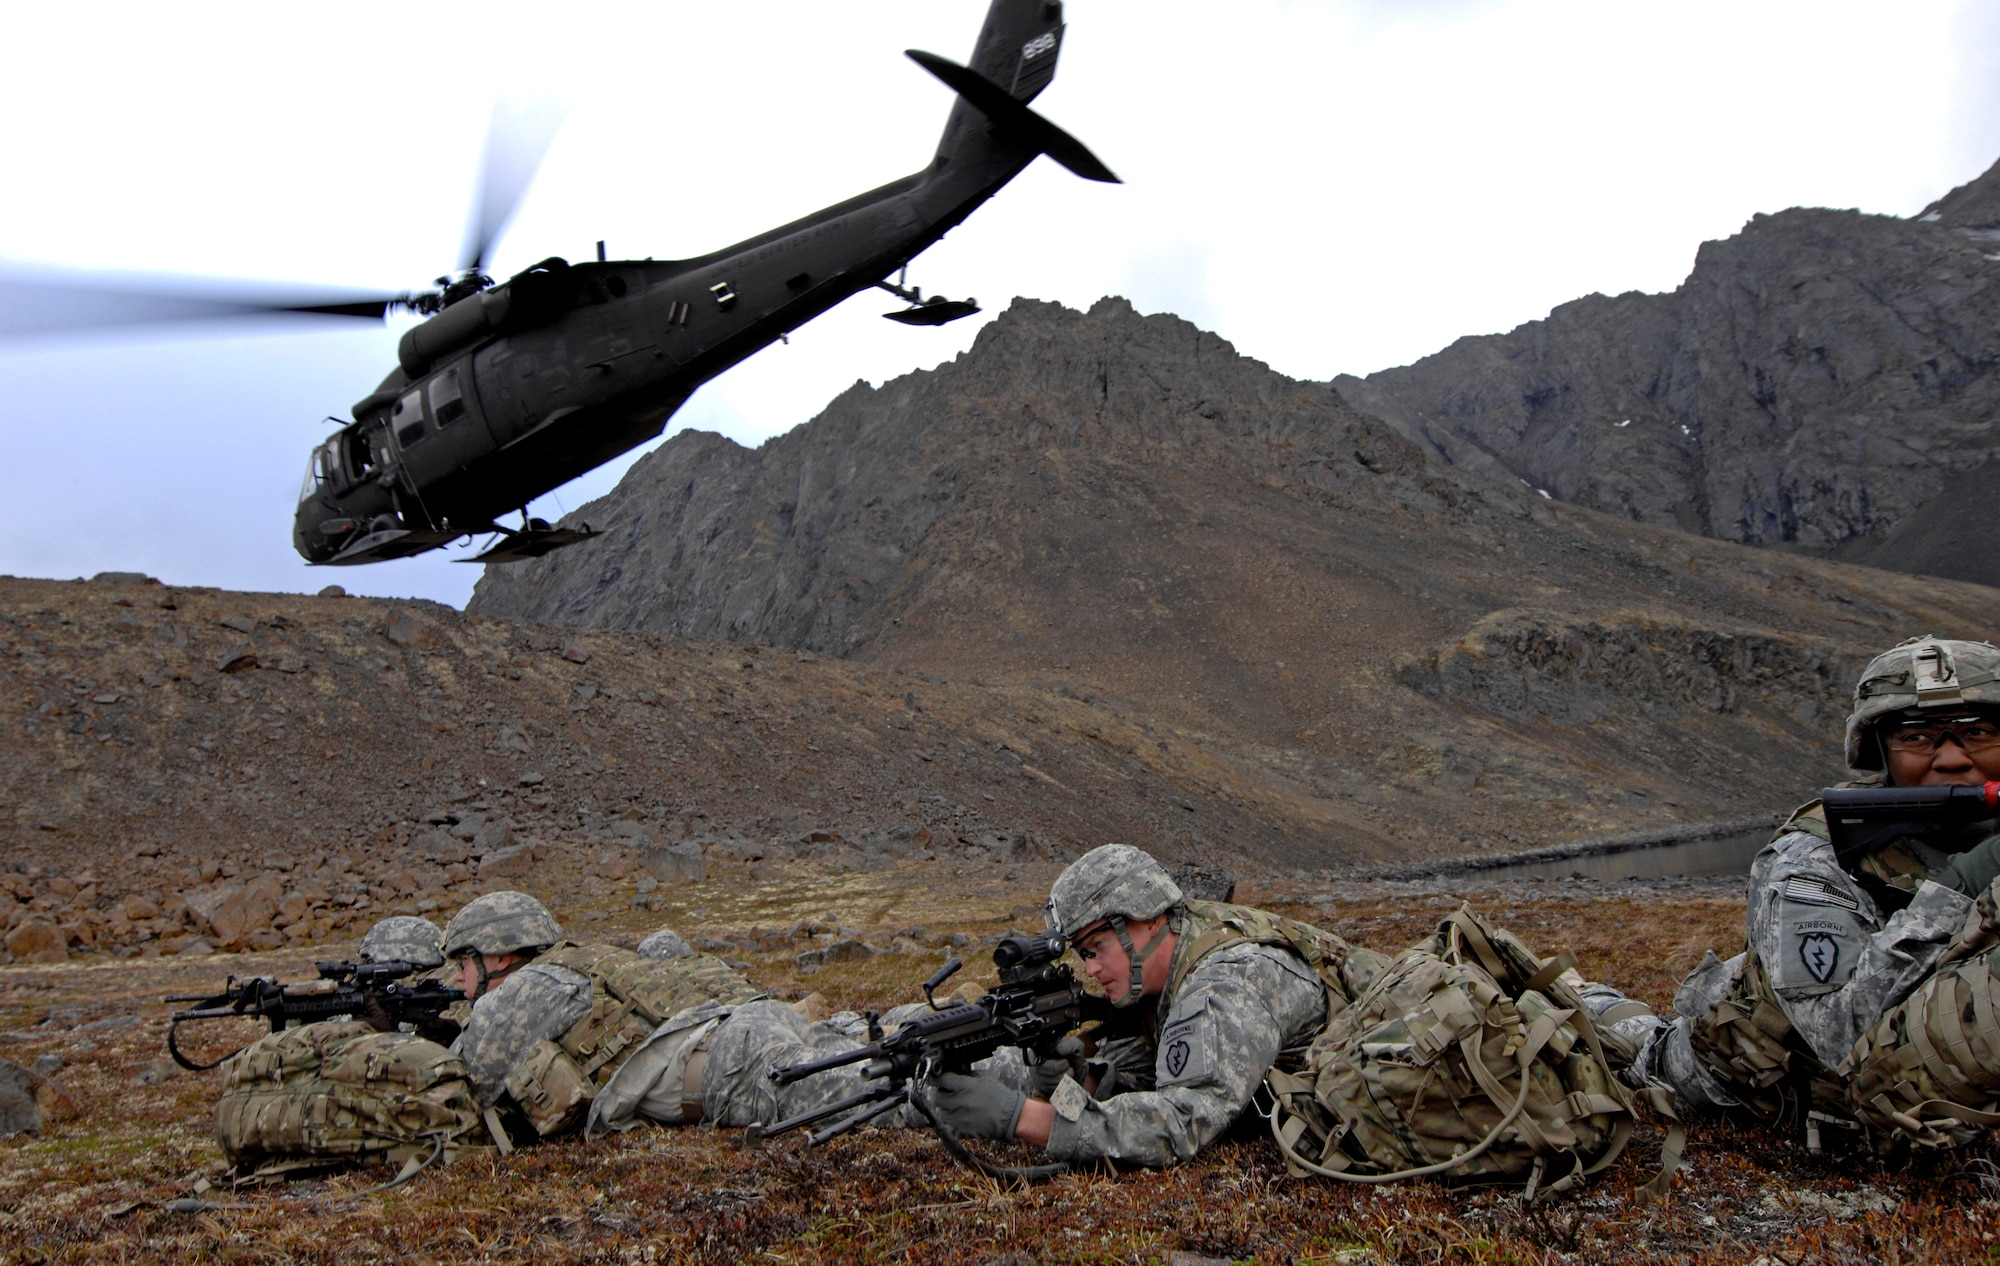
[342,428,378,481]
[392,389,427,448]
[431,368,466,427]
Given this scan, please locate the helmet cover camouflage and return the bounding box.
[1845,636,2000,770]
[356,915,445,968]
[441,890,561,959]
[1045,844,1184,940]
[635,927,693,960]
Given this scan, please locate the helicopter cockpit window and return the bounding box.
[298,445,334,505]
[392,389,427,448]
[431,368,466,427]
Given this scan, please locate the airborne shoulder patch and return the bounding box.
[1157,1002,1214,1086]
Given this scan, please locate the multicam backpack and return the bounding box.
[1265,905,1678,1201]
[501,942,761,1139]
[213,1020,484,1177]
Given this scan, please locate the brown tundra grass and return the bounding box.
[2,880,1997,1264]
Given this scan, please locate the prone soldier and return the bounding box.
[918,844,1392,1168]
[1621,636,2000,1148]
[443,892,1030,1142]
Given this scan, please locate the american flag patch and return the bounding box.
[1783,877,1860,911]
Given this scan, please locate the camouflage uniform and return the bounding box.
[588,998,1032,1134]
[441,894,759,1136]
[441,897,1016,1137]
[1044,931,1335,1167]
[1025,846,1389,1169]
[1630,636,2000,1134]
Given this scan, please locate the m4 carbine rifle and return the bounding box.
[1822,780,2000,865]
[165,959,464,1071]
[749,932,1115,1179]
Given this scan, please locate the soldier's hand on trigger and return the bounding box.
[416,1016,463,1046]
[356,992,399,1034]
[1028,1036,1086,1100]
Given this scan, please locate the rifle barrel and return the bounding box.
[769,1042,881,1086]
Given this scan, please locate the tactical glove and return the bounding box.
[1940,833,2000,897]
[1028,1036,1086,1100]
[928,1072,1025,1141]
[356,992,399,1034]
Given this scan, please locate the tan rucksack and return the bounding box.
[500,943,761,1139]
[213,1020,484,1178]
[1265,905,1678,1201]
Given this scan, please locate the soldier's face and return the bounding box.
[454,950,526,997]
[1072,917,1172,1002]
[1073,923,1133,1000]
[1883,711,2000,787]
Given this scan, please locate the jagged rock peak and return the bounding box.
[1918,155,2000,230]
[468,294,1431,647]
[1335,182,2000,587]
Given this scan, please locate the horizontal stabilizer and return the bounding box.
[907,49,1119,184]
[316,527,459,566]
[462,524,600,563]
[885,297,981,326]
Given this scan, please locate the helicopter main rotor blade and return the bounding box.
[461,95,568,275]
[0,271,400,340]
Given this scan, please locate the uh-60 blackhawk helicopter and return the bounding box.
[302,0,1116,566]
[8,0,1114,567]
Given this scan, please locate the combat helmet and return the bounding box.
[1045,844,1184,1008]
[1846,636,2000,770]
[635,927,693,960]
[357,915,445,969]
[441,891,562,960]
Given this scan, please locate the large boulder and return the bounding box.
[478,845,536,879]
[4,921,66,964]
[640,841,705,884]
[0,1060,43,1135]
[195,876,286,948]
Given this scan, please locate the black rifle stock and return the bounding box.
[1822,780,2000,865]
[749,933,1116,1178]
[165,959,464,1071]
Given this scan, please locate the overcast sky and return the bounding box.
[1,0,1993,607]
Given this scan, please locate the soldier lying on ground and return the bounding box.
[914,845,1396,1167]
[1615,636,2000,1149]
[439,892,1036,1143]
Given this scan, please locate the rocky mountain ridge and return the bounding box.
[1335,157,2000,586]
[468,297,2000,865]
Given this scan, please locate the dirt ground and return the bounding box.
[3,875,1996,1265]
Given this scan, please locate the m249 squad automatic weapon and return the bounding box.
[1822,781,2000,865]
[748,932,1114,1180]
[165,959,463,1071]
